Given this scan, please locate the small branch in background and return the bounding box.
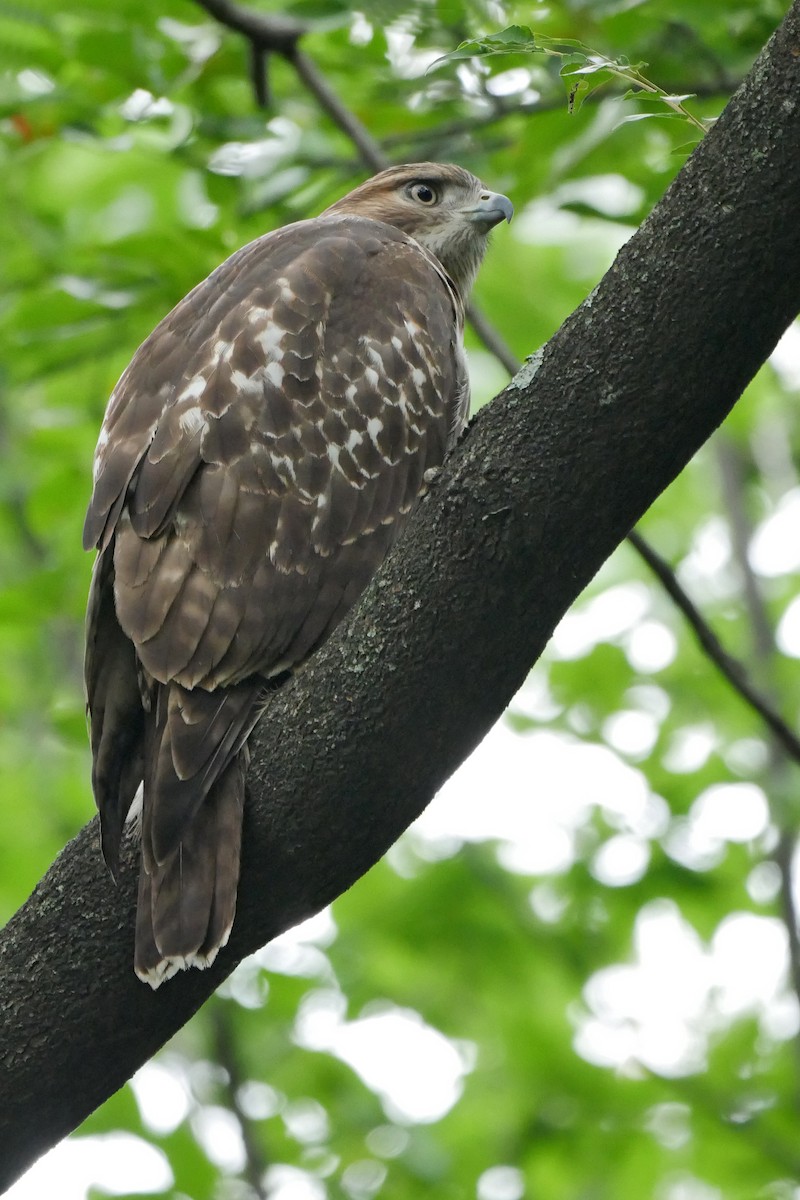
[465,303,521,375]
[379,81,736,156]
[249,42,270,108]
[714,436,800,1069]
[628,529,800,767]
[776,831,800,1020]
[289,49,388,171]
[716,438,776,661]
[194,0,305,53]
[209,1002,270,1198]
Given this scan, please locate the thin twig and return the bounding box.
[209,1001,270,1198]
[627,529,800,767]
[465,303,521,374]
[194,0,305,52]
[289,49,388,170]
[249,42,270,109]
[776,832,800,1008]
[379,81,735,154]
[715,436,800,1071]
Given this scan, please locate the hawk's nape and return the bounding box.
[83,162,512,987]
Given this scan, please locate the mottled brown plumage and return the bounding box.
[84,163,512,986]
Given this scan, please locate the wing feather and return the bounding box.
[86,213,467,979]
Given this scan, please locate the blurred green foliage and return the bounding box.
[2,0,800,1197]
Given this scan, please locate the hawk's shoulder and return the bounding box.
[83,214,461,556]
[84,210,467,692]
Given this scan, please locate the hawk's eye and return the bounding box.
[407,182,438,205]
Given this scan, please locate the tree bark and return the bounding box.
[1,3,799,1186]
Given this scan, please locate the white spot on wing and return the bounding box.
[178,406,207,437]
[276,276,294,302]
[367,417,384,444]
[212,340,234,364]
[178,375,207,403]
[247,305,271,325]
[256,323,286,359]
[265,361,285,387]
[269,452,297,483]
[230,368,264,396]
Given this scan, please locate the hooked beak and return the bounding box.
[466,190,514,231]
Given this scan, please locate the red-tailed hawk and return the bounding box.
[84,162,512,987]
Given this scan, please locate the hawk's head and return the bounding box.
[324,162,513,299]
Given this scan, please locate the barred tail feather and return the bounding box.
[134,748,247,988]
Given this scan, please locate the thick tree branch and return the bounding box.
[1,2,800,1186]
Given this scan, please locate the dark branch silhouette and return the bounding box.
[2,1,800,1187]
[627,530,800,765]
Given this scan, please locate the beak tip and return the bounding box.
[478,193,514,228]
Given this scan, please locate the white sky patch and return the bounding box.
[646,1102,692,1151]
[17,68,55,95]
[689,782,770,844]
[746,860,782,905]
[749,487,800,577]
[591,835,651,887]
[411,720,660,877]
[575,901,793,1077]
[769,320,800,390]
[477,1164,526,1200]
[678,517,735,599]
[264,1164,327,1200]
[191,1105,246,1172]
[602,709,659,758]
[119,88,174,121]
[551,582,651,659]
[4,1134,172,1200]
[662,725,717,774]
[514,189,634,278]
[209,117,301,177]
[385,26,441,78]
[660,1173,723,1200]
[341,1159,387,1198]
[349,12,373,45]
[94,188,154,242]
[710,914,788,1017]
[294,992,472,1124]
[130,1058,190,1135]
[283,1099,330,1146]
[485,68,532,97]
[576,900,714,1076]
[624,620,678,672]
[550,174,644,219]
[366,1125,409,1158]
[237,1081,284,1121]
[255,908,338,980]
[776,593,800,657]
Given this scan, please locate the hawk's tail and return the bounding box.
[132,682,260,989]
